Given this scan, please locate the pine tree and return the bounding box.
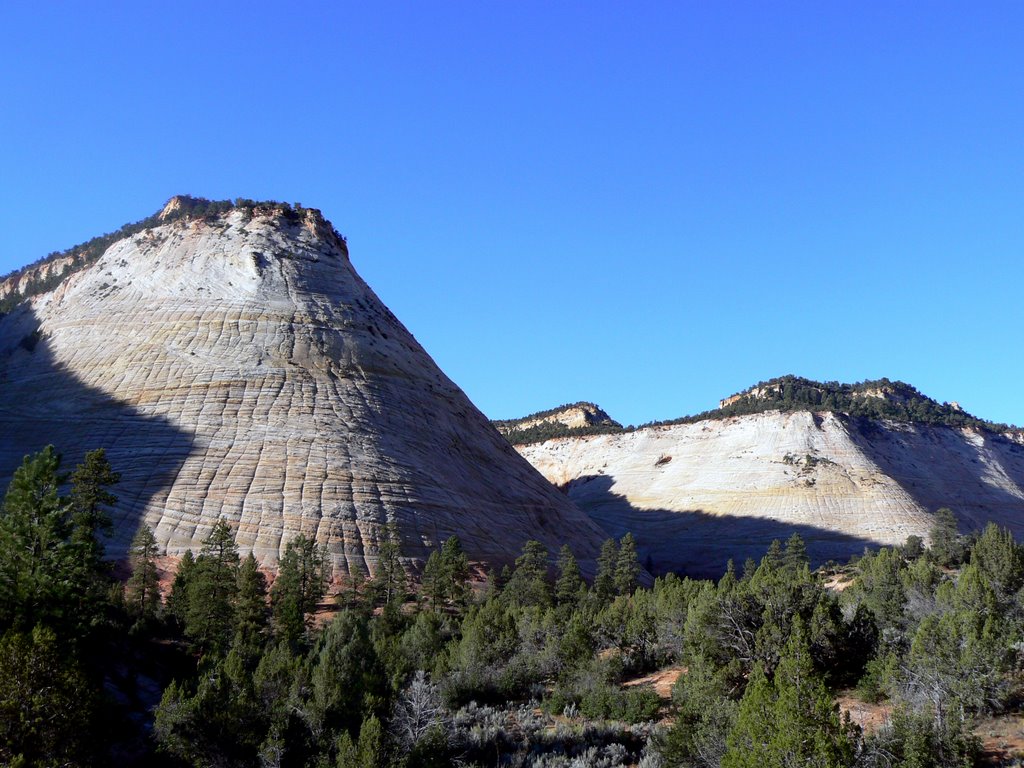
[929,507,965,567]
[555,544,584,607]
[65,449,121,634]
[234,553,269,653]
[594,538,618,602]
[503,540,552,607]
[439,535,470,607]
[184,519,240,654]
[421,536,470,610]
[355,713,384,768]
[68,447,119,565]
[0,625,96,765]
[341,566,367,610]
[615,532,641,596]
[271,534,328,648]
[762,539,784,571]
[308,611,384,739]
[783,532,809,572]
[722,620,857,768]
[371,523,406,606]
[125,524,161,622]
[0,446,71,630]
[166,549,196,626]
[421,550,444,610]
[970,522,1024,604]
[852,546,908,632]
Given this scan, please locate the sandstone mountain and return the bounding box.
[514,378,1024,577]
[0,197,609,579]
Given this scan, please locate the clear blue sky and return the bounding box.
[2,3,1022,427]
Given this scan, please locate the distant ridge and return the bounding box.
[493,402,623,445]
[499,375,1019,446]
[643,375,1018,434]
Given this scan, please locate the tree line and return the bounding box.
[2,445,1023,766]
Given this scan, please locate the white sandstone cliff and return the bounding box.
[517,410,1024,576]
[0,201,609,579]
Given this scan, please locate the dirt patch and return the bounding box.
[823,574,855,592]
[975,713,1024,765]
[836,692,890,734]
[623,666,684,699]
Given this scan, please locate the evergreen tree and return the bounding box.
[615,532,641,596]
[354,713,385,768]
[742,557,758,581]
[184,519,240,654]
[783,532,809,572]
[902,535,925,560]
[68,447,119,565]
[66,448,120,632]
[929,507,965,567]
[969,522,1024,604]
[594,538,619,602]
[722,621,858,768]
[0,446,71,630]
[343,566,368,609]
[371,523,406,606]
[271,534,328,648]
[308,611,385,741]
[235,553,269,653]
[0,625,96,766]
[659,653,738,767]
[422,536,470,610]
[851,547,908,633]
[439,535,470,607]
[421,550,444,610]
[125,524,161,623]
[762,539,784,571]
[862,705,978,768]
[555,544,584,607]
[503,540,552,608]
[166,549,196,626]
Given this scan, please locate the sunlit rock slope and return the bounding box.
[0,198,608,578]
[518,409,1024,577]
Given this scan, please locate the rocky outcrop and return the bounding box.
[0,255,76,301]
[0,201,609,579]
[517,410,1024,577]
[494,402,620,436]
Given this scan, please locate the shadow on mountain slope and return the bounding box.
[841,415,1024,534]
[564,474,883,579]
[0,303,194,560]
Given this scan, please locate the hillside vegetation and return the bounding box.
[499,376,1019,445]
[3,446,1024,767]
[493,402,624,445]
[650,374,1016,433]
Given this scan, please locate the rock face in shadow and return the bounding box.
[518,410,1024,575]
[0,202,608,578]
[567,475,879,579]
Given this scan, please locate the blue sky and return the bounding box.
[2,3,1022,427]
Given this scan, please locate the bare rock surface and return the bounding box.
[517,411,1024,576]
[0,202,607,578]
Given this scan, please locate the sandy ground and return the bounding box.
[835,692,891,734]
[622,666,684,700]
[975,713,1024,765]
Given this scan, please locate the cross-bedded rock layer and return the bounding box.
[0,203,608,578]
[517,411,1024,576]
